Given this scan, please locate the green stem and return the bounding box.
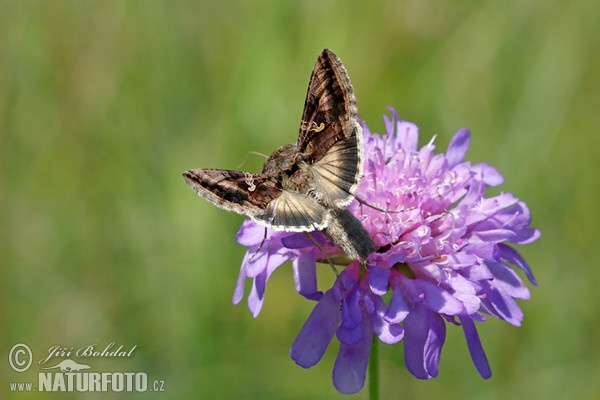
[368,335,379,400]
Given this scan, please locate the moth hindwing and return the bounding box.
[183,49,376,260]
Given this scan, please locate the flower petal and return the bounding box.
[248,269,267,317]
[472,163,503,186]
[235,220,267,246]
[487,261,530,300]
[413,279,465,315]
[369,266,390,296]
[290,289,342,368]
[459,315,491,378]
[446,128,470,168]
[479,280,523,326]
[293,253,322,301]
[337,320,364,346]
[385,286,410,323]
[403,304,445,379]
[281,232,330,249]
[341,285,362,329]
[498,243,538,285]
[372,306,404,344]
[332,319,371,394]
[232,257,248,305]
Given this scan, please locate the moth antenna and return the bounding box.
[237,151,268,169]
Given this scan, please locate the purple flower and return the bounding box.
[233,221,326,316]
[234,108,540,393]
[290,261,404,393]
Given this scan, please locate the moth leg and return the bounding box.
[249,227,269,262]
[354,194,417,214]
[302,232,340,277]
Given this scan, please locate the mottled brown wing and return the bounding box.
[297,49,363,206]
[183,169,328,231]
[183,169,278,216]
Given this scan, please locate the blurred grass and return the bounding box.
[2,1,599,399]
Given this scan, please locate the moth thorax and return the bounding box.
[261,143,299,176]
[281,161,316,194]
[297,162,321,200]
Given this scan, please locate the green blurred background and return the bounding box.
[2,1,599,399]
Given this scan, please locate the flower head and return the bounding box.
[234,108,539,393]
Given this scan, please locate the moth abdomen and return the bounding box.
[324,207,376,262]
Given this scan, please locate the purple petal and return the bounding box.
[359,116,371,136]
[293,253,322,300]
[372,308,404,344]
[369,266,390,296]
[498,243,538,285]
[459,179,485,211]
[397,121,419,152]
[507,202,541,244]
[480,193,520,214]
[341,286,362,329]
[473,228,517,243]
[291,289,342,368]
[479,280,523,326]
[243,251,269,277]
[337,320,365,346]
[463,243,498,261]
[384,107,418,152]
[514,226,541,245]
[385,286,410,323]
[232,258,248,305]
[403,304,445,379]
[383,110,396,139]
[413,279,465,315]
[282,232,330,249]
[364,294,375,315]
[236,220,267,246]
[422,312,445,378]
[258,249,294,277]
[445,251,480,269]
[446,128,471,168]
[459,315,491,378]
[248,269,267,317]
[472,163,504,186]
[442,272,477,297]
[487,261,530,300]
[460,262,494,281]
[332,319,372,394]
[424,151,444,173]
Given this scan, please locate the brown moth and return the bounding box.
[183,49,376,261]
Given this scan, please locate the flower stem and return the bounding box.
[369,335,379,400]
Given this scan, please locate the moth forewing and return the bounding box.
[182,169,270,218]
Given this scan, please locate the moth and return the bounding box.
[183,49,376,261]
